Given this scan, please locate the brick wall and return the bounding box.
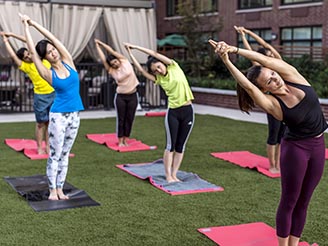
[192,87,328,120]
[156,1,328,48]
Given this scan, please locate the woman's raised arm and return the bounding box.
[209,39,279,117]
[124,43,156,82]
[125,43,172,66]
[21,14,52,83]
[26,16,74,69]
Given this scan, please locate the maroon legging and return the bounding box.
[276,134,325,238]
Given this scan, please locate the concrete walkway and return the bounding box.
[0,104,268,124]
[2,104,328,133]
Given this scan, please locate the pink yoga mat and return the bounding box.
[86,133,157,152]
[326,148,328,159]
[198,222,317,246]
[144,111,166,117]
[211,151,280,178]
[4,139,75,160]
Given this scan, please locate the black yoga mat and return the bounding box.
[4,174,100,212]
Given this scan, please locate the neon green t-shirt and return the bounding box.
[155,60,194,109]
[19,60,54,94]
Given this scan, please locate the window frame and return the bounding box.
[166,0,218,17]
[281,0,322,6]
[280,25,322,46]
[238,0,273,10]
[237,28,273,49]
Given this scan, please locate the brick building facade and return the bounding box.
[154,0,328,120]
[155,1,328,54]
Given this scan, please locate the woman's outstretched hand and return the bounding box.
[208,39,235,60]
[123,42,134,49]
[19,13,31,26]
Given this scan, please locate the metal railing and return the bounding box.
[0,63,167,113]
[267,45,328,60]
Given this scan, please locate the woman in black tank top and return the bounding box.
[210,39,327,246]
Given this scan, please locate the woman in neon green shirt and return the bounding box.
[125,43,194,183]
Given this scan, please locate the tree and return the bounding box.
[176,0,223,78]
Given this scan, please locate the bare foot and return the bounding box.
[166,177,176,183]
[123,137,128,146]
[118,143,125,147]
[48,190,58,200]
[172,176,182,182]
[58,194,69,200]
[269,167,280,174]
[57,189,69,200]
[37,148,46,155]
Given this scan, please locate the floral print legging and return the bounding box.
[47,112,80,190]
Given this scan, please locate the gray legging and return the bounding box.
[276,134,325,238]
[47,112,80,189]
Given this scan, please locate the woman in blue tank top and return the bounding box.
[210,40,327,246]
[21,14,84,201]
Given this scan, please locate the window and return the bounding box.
[281,26,322,58]
[167,0,218,17]
[239,0,272,9]
[281,26,322,45]
[197,0,218,13]
[237,29,273,49]
[282,0,322,5]
[167,0,179,17]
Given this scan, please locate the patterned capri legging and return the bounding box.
[47,112,80,190]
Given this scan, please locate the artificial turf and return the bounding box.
[0,114,327,245]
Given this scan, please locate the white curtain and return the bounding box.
[0,1,49,61]
[50,4,102,59]
[0,3,158,68]
[103,7,157,63]
[78,15,109,63]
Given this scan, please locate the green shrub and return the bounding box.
[188,76,237,90]
[183,55,327,98]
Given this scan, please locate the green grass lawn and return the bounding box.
[0,114,327,245]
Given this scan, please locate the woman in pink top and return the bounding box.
[95,39,139,146]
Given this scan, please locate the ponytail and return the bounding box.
[236,65,262,114]
[236,84,254,114]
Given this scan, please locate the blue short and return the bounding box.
[33,92,55,123]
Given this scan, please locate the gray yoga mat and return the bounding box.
[117,159,224,195]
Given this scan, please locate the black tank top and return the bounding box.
[273,81,327,140]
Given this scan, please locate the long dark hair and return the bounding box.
[146,55,162,74]
[257,47,268,55]
[16,47,28,60]
[236,65,262,113]
[35,39,54,60]
[106,54,118,67]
